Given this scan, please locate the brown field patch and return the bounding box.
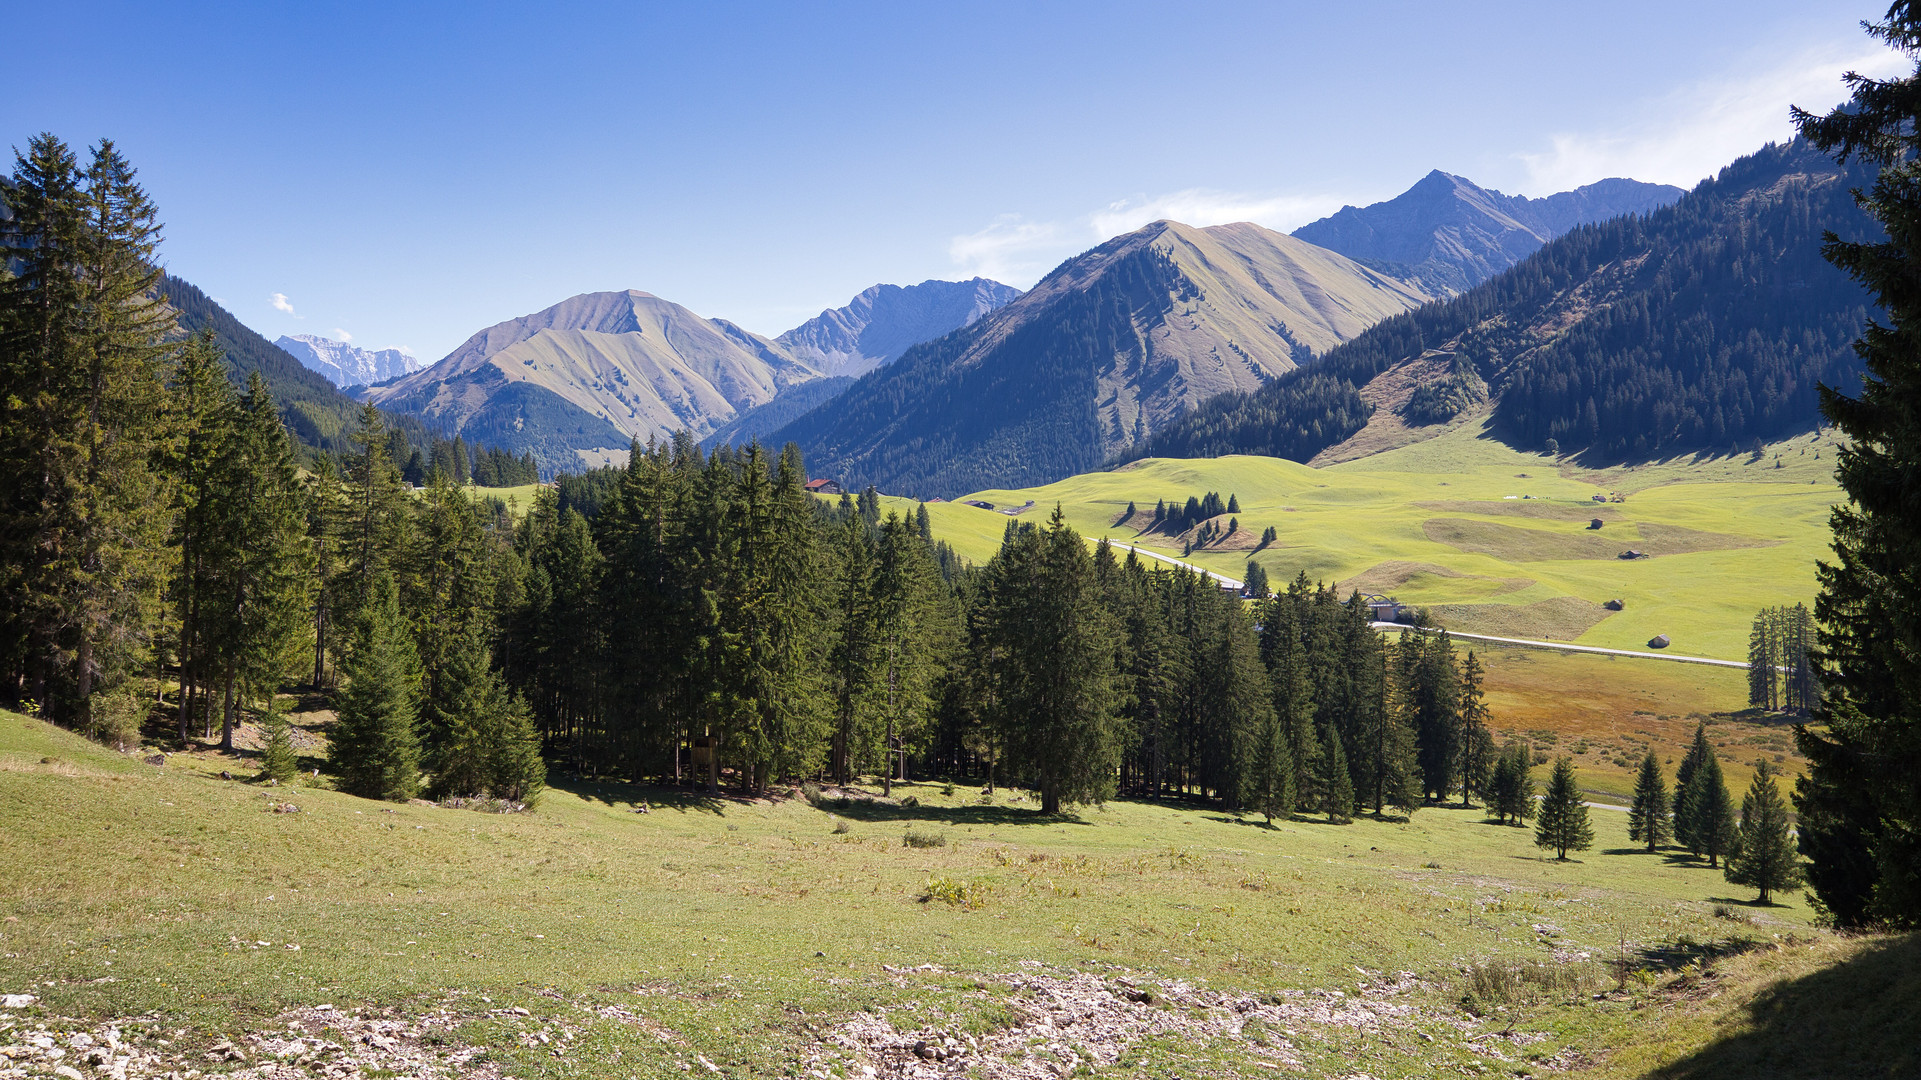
[1422,518,1625,561]
[1416,499,1625,523]
[1635,522,1780,554]
[1428,595,1614,640]
[1336,560,1532,597]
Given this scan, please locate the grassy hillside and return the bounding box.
[6,710,1913,1079]
[924,423,1836,663]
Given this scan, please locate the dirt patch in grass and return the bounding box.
[1634,522,1780,555]
[1337,559,1533,598]
[1417,499,1626,523]
[1423,518,1629,561]
[823,963,1428,1079]
[1428,596,1614,640]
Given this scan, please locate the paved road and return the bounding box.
[1105,542,1244,590]
[1368,623,1746,669]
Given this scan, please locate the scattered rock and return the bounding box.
[220,770,233,780]
[143,754,165,767]
[0,994,37,1008]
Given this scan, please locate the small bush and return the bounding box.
[1712,904,1754,923]
[920,875,991,909]
[901,795,920,807]
[940,781,956,797]
[88,689,145,751]
[1457,959,1602,1011]
[903,828,947,848]
[801,781,823,807]
[832,818,851,835]
[259,710,299,783]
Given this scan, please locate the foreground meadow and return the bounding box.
[5,709,1912,1079]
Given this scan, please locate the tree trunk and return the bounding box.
[220,672,236,752]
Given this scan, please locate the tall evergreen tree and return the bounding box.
[1726,760,1806,904]
[1628,751,1673,851]
[1673,723,1714,850]
[1791,3,1921,928]
[1455,650,1495,807]
[0,135,174,728]
[330,571,422,801]
[1310,719,1353,823]
[980,508,1122,814]
[258,708,298,784]
[1535,756,1595,860]
[1679,751,1738,868]
[1489,742,1535,825]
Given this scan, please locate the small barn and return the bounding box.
[1648,634,1671,649]
[1604,599,1625,611]
[805,478,845,496]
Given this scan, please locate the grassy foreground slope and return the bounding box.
[4,711,1915,1078]
[933,424,1839,662]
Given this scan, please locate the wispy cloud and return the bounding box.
[330,328,354,343]
[948,215,1069,284]
[269,292,297,315]
[1089,189,1344,238]
[1516,44,1909,193]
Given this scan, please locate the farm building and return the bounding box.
[1360,594,1408,623]
[804,478,845,496]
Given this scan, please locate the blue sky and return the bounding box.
[7,1,1901,360]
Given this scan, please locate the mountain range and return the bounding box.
[1293,172,1683,294]
[286,165,1697,485]
[276,334,420,388]
[772,219,1436,494]
[1136,139,1873,468]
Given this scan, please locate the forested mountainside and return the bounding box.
[700,375,854,450]
[775,277,1021,377]
[370,290,823,471]
[161,275,442,458]
[1134,140,1874,465]
[1293,172,1683,294]
[775,219,1432,497]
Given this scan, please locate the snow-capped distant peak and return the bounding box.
[276,333,422,388]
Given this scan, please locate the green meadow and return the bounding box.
[906,424,1841,663]
[6,710,1910,1079]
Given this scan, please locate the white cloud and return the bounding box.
[1089,189,1344,239]
[269,292,296,315]
[330,328,354,343]
[1516,44,1910,194]
[948,215,1070,285]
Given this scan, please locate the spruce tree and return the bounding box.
[1791,10,1921,926]
[1726,760,1805,904]
[329,572,422,801]
[1535,756,1594,860]
[1673,723,1713,849]
[1311,719,1353,823]
[1243,559,1270,599]
[1455,651,1495,807]
[1680,751,1738,868]
[258,709,299,783]
[1489,743,1535,825]
[1628,751,1672,851]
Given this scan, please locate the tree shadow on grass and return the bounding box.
[1205,814,1280,830]
[1605,846,1666,856]
[822,800,1090,828]
[1646,932,1921,1079]
[548,777,732,816]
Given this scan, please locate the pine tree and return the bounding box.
[1726,760,1805,904]
[1680,751,1738,868]
[1455,651,1494,807]
[258,709,299,783]
[1243,560,1270,599]
[1673,723,1713,849]
[1628,751,1672,851]
[1535,756,1594,860]
[980,507,1122,814]
[1790,5,1921,927]
[0,136,174,729]
[428,621,545,806]
[1311,719,1353,823]
[826,515,879,783]
[329,572,422,801]
[1489,743,1535,825]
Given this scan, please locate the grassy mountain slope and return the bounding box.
[1294,172,1683,293]
[160,274,440,457]
[775,277,1021,377]
[372,290,823,470]
[1137,140,1875,468]
[776,220,1433,496]
[900,422,1836,666]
